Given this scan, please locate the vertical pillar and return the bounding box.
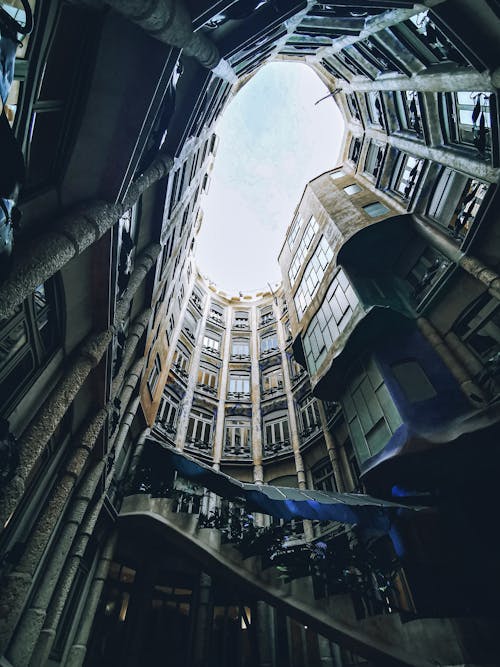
[212,305,232,466]
[250,304,263,484]
[63,531,118,667]
[317,403,344,492]
[192,573,212,667]
[255,601,274,667]
[175,295,210,450]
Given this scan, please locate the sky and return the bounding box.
[195,61,344,293]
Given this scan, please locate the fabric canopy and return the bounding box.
[146,435,421,531]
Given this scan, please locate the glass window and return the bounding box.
[394,91,423,137]
[172,345,190,375]
[364,141,384,179]
[264,413,290,449]
[228,373,250,396]
[294,237,334,319]
[202,333,220,354]
[341,357,402,464]
[209,302,224,325]
[186,409,213,448]
[224,418,251,455]
[365,92,385,128]
[197,363,218,391]
[233,311,249,329]
[392,154,424,201]
[330,169,345,180]
[231,338,249,358]
[343,184,362,196]
[262,367,283,393]
[148,354,162,398]
[300,395,320,435]
[441,91,492,158]
[158,391,179,432]
[312,458,337,493]
[260,306,274,326]
[287,214,304,248]
[288,216,319,286]
[363,202,390,218]
[260,332,278,355]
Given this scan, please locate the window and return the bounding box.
[224,418,251,456]
[287,214,304,247]
[186,409,213,448]
[209,302,224,325]
[228,373,250,396]
[231,338,249,359]
[158,391,179,432]
[197,362,218,392]
[363,201,390,218]
[262,367,283,394]
[260,332,278,355]
[191,287,203,311]
[406,246,450,303]
[441,91,492,158]
[345,94,361,122]
[392,361,436,402]
[348,137,362,164]
[341,357,402,464]
[202,333,220,355]
[343,184,362,196]
[0,279,62,416]
[177,284,185,310]
[392,154,424,201]
[312,459,337,493]
[394,91,423,136]
[299,395,320,435]
[264,413,290,451]
[288,216,319,286]
[364,141,384,179]
[260,306,274,326]
[148,354,162,398]
[365,92,385,128]
[172,344,190,375]
[330,169,345,180]
[294,237,334,319]
[182,310,198,342]
[233,311,249,329]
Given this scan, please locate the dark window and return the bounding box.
[391,361,436,402]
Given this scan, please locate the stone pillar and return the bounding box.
[63,531,118,667]
[212,305,232,465]
[29,499,103,667]
[115,243,161,324]
[192,572,212,667]
[255,601,274,667]
[445,332,485,379]
[250,304,263,484]
[337,444,355,492]
[0,153,172,320]
[175,295,210,450]
[6,461,105,666]
[111,307,151,397]
[417,317,487,406]
[0,328,111,531]
[102,0,221,70]
[318,635,334,667]
[317,403,344,492]
[126,428,151,485]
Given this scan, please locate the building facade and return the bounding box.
[1,0,500,666]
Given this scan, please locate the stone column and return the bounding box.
[337,67,494,93]
[0,328,111,530]
[0,153,172,320]
[250,305,263,484]
[337,444,355,492]
[255,601,274,667]
[192,573,212,667]
[115,243,161,324]
[175,295,210,450]
[111,307,151,397]
[212,306,232,466]
[417,317,487,405]
[317,403,344,493]
[126,428,151,486]
[63,531,118,667]
[318,635,334,667]
[102,0,221,70]
[7,461,105,666]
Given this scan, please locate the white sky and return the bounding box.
[195,61,344,293]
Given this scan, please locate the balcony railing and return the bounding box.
[262,385,284,397]
[233,321,249,330]
[263,440,292,457]
[226,391,251,401]
[196,383,217,396]
[231,353,250,361]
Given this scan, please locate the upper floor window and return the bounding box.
[299,395,320,436]
[232,337,249,359]
[311,458,337,493]
[260,332,278,355]
[262,366,284,394]
[303,269,358,375]
[182,310,198,342]
[288,214,304,248]
[147,354,162,398]
[330,169,345,181]
[0,279,62,417]
[341,357,402,464]
[294,237,333,319]
[365,92,385,129]
[364,141,384,179]
[394,91,423,137]
[209,302,224,326]
[343,183,362,196]
[288,216,319,286]
[391,361,436,402]
[191,287,204,311]
[363,201,390,218]
[260,306,274,327]
[228,372,250,397]
[233,311,249,329]
[391,154,424,202]
[406,245,450,304]
[172,344,190,376]
[345,93,361,122]
[348,137,362,165]
[264,412,290,451]
[197,362,218,392]
[186,409,213,449]
[158,391,179,433]
[224,417,251,456]
[202,332,221,355]
[441,91,492,159]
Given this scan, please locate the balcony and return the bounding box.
[202,345,220,358]
[196,383,217,396]
[263,440,293,457]
[233,320,249,330]
[230,353,250,362]
[262,384,284,398]
[208,313,225,327]
[226,391,251,401]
